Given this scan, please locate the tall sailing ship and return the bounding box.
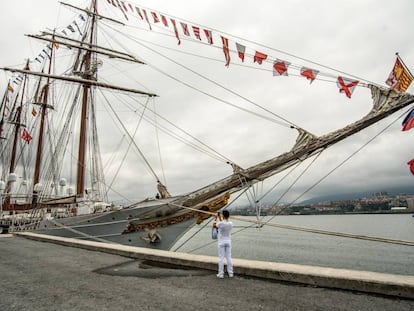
[0,0,413,250]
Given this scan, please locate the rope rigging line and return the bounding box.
[96,78,231,164]
[42,87,152,204]
[271,150,324,207]
[255,161,303,204]
[100,22,298,130]
[96,89,234,203]
[97,89,145,174]
[173,186,251,252]
[94,29,241,167]
[99,0,377,89]
[178,153,323,252]
[182,220,259,254]
[119,23,370,89]
[151,98,168,186]
[213,147,324,226]
[253,182,264,221]
[96,26,236,164]
[168,108,412,250]
[286,111,407,207]
[105,93,150,191]
[47,217,116,244]
[240,177,265,222]
[10,2,412,254]
[120,95,230,164]
[96,91,176,202]
[96,29,153,93]
[125,2,377,86]
[172,219,212,252]
[262,108,410,227]
[167,199,414,252]
[35,84,82,201]
[99,90,160,182]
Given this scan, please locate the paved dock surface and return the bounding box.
[0,235,413,311]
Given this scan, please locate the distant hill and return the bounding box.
[299,185,414,205]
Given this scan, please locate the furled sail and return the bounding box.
[1,0,413,252]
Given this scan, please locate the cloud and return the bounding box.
[1,0,414,206]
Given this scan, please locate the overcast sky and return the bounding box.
[1,0,414,206]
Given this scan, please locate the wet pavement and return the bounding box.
[0,235,413,311]
[94,259,212,278]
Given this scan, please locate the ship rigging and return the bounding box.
[0,0,413,250]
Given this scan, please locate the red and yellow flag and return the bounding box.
[385,56,413,92]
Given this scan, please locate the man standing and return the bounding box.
[215,210,233,278]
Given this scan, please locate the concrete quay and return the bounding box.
[0,233,413,311]
[15,232,414,299]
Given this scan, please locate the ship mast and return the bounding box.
[1,1,156,207]
[0,83,10,142]
[76,0,97,198]
[3,60,30,202]
[32,36,55,203]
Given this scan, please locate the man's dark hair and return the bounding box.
[222,210,230,218]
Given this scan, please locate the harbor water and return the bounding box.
[172,214,414,276]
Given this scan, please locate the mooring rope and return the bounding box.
[166,201,414,247]
[231,216,414,247]
[13,199,414,249]
[47,218,116,244]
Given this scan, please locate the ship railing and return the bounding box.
[6,208,45,232]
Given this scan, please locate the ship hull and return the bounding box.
[32,198,198,251]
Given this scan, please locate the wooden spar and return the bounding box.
[60,2,125,25]
[169,85,414,209]
[26,34,145,64]
[32,80,46,187]
[1,68,157,97]
[77,82,88,197]
[40,32,135,59]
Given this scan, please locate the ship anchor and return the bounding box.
[141,229,162,244]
